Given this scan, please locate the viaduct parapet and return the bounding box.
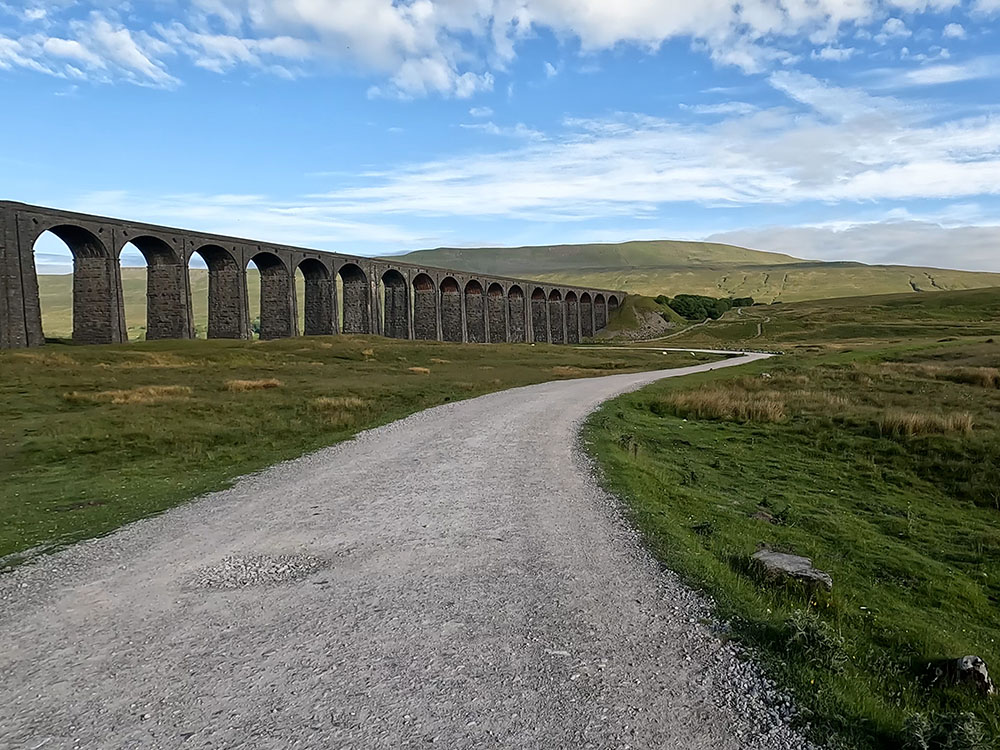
[0,201,623,349]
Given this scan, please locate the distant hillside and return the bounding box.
[395,241,1000,302]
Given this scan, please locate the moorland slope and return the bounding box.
[396,240,1000,302]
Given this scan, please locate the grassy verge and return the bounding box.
[0,336,705,566]
[585,338,1000,749]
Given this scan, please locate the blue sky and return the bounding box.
[2,1,999,273]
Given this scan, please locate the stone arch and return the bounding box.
[565,291,580,344]
[580,292,594,338]
[530,287,548,343]
[609,295,620,311]
[412,273,437,340]
[338,263,370,334]
[123,235,188,341]
[440,276,462,342]
[297,258,334,336]
[594,293,607,331]
[548,289,565,345]
[507,285,526,343]
[248,252,294,340]
[190,244,245,339]
[464,279,485,343]
[381,269,409,339]
[31,225,124,345]
[486,283,506,343]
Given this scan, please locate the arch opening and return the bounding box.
[464,279,485,344]
[30,225,123,345]
[412,273,437,340]
[440,277,462,342]
[247,252,294,340]
[486,283,506,343]
[297,259,334,336]
[580,292,594,338]
[548,289,565,345]
[123,236,187,341]
[507,285,526,343]
[530,287,548,344]
[594,293,608,331]
[565,291,580,344]
[190,244,244,339]
[381,269,409,339]
[338,263,371,334]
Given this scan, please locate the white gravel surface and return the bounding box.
[0,353,817,749]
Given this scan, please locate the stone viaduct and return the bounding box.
[0,201,623,349]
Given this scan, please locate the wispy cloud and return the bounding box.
[298,74,1000,220]
[872,54,1000,87]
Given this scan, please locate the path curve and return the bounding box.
[0,353,810,749]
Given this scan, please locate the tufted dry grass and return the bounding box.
[64,385,193,405]
[656,387,786,423]
[224,378,283,391]
[877,410,974,437]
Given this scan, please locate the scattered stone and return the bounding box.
[932,655,996,696]
[188,554,328,590]
[750,509,776,524]
[751,550,832,591]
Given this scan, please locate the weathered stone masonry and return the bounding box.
[0,201,623,349]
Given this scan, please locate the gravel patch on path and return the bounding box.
[0,353,817,749]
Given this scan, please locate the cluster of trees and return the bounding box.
[654,294,755,321]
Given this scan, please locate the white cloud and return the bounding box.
[878,55,1000,87]
[68,191,423,254]
[469,106,493,117]
[875,17,911,44]
[41,37,106,68]
[459,121,544,139]
[812,46,856,61]
[942,23,966,39]
[680,101,758,116]
[301,73,1000,220]
[544,60,557,78]
[0,0,968,94]
[889,0,959,10]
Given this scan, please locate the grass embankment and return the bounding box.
[0,336,700,566]
[585,338,1000,749]
[602,294,687,334]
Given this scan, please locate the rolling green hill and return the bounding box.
[395,241,1000,302]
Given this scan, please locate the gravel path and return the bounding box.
[0,353,815,750]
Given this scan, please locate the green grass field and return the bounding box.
[0,336,701,567]
[585,289,1000,749]
[650,287,1000,351]
[398,242,1000,302]
[39,268,275,340]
